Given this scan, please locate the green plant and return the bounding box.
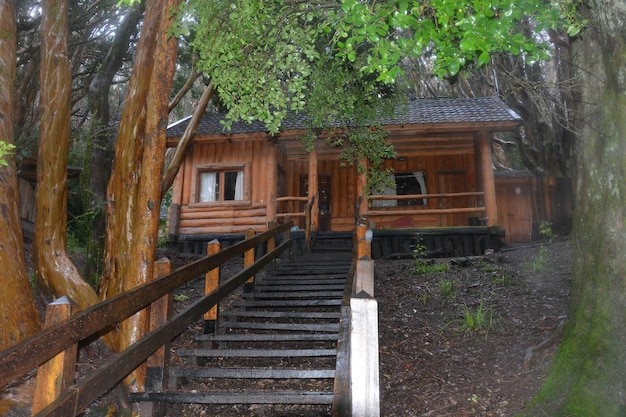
[414,261,450,275]
[174,293,189,302]
[539,220,556,242]
[417,291,430,304]
[491,272,513,286]
[525,246,548,273]
[458,300,495,335]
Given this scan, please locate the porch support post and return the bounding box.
[357,157,369,220]
[476,130,498,226]
[266,146,278,224]
[308,146,319,234]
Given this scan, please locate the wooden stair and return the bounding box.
[130,252,352,413]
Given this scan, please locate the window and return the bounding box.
[195,164,248,204]
[372,171,427,207]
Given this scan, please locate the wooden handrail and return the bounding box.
[0,221,293,389]
[369,191,484,200]
[366,207,486,217]
[276,196,308,202]
[32,239,293,417]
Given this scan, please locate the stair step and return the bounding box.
[220,310,340,319]
[130,390,334,405]
[253,284,346,291]
[240,290,344,299]
[257,277,345,284]
[196,333,338,342]
[170,367,335,379]
[232,299,342,308]
[221,321,339,332]
[177,348,336,358]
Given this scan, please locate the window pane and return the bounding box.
[223,171,240,200]
[395,172,425,206]
[199,172,219,202]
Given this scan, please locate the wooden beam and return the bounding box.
[266,146,278,223]
[357,157,369,221]
[308,146,319,233]
[476,131,498,226]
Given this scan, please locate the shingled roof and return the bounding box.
[167,96,521,138]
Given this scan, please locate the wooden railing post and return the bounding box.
[204,239,220,333]
[356,224,374,297]
[139,257,173,417]
[244,228,256,291]
[32,296,77,416]
[267,221,276,271]
[285,216,292,259]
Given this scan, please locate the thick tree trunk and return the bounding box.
[523,2,626,415]
[0,0,41,350]
[82,2,145,278]
[100,0,179,392]
[33,0,99,310]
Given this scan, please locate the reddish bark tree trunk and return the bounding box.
[0,0,41,350]
[33,0,99,310]
[100,0,179,392]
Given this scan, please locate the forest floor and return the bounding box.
[3,239,571,417]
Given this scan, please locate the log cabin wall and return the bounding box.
[282,158,359,232]
[175,139,279,235]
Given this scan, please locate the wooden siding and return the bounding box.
[495,176,574,243]
[176,140,277,234]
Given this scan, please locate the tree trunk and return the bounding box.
[82,2,145,278]
[522,2,626,415]
[0,0,41,350]
[100,0,179,393]
[33,0,99,310]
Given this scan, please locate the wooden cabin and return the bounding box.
[166,97,525,256]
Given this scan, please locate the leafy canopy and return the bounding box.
[177,0,583,133]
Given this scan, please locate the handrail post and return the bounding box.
[204,240,220,333]
[267,221,276,272]
[244,228,256,292]
[356,224,374,296]
[32,296,77,416]
[285,216,293,259]
[139,257,172,417]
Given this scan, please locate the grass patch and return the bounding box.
[525,246,548,273]
[414,261,450,275]
[458,300,495,335]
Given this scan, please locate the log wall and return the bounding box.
[176,140,279,234]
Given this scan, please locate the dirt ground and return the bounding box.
[376,240,571,416]
[3,240,571,417]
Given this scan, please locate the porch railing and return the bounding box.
[367,191,485,217]
[274,191,487,225]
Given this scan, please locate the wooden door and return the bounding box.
[437,171,470,226]
[300,175,332,231]
[496,179,532,242]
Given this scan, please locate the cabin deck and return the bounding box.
[171,226,505,258]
